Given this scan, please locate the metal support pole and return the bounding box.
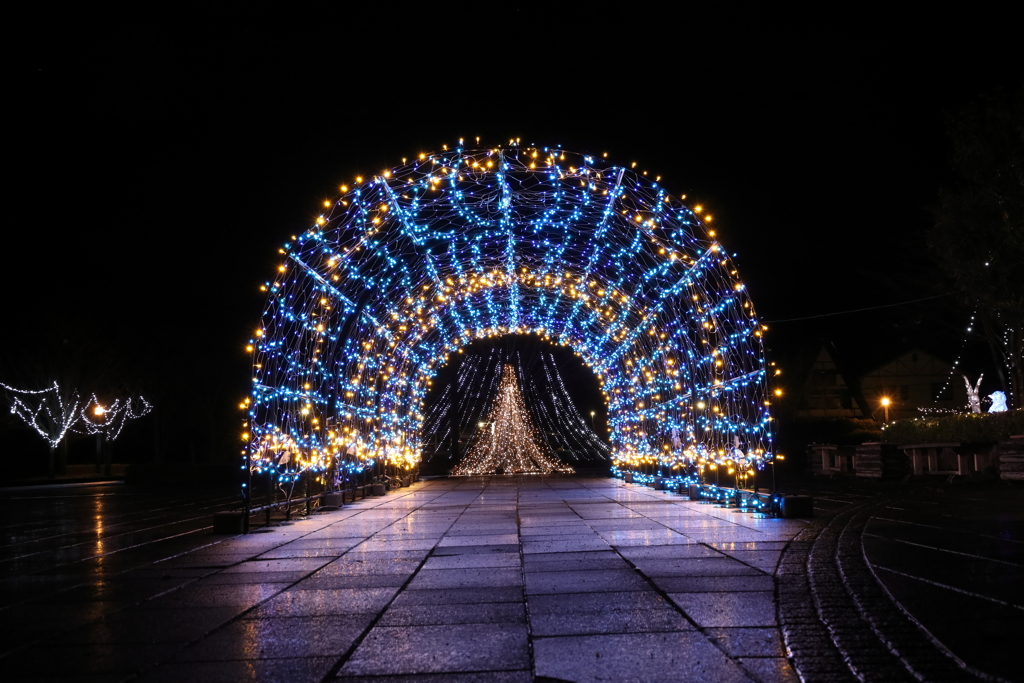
[266,470,273,527]
[305,473,312,516]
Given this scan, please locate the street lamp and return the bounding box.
[93,404,106,474]
[881,397,890,422]
[590,411,595,430]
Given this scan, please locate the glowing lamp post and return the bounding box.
[880,397,890,423]
[93,404,106,474]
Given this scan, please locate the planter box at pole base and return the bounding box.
[212,511,247,534]
[321,493,343,507]
[780,495,813,518]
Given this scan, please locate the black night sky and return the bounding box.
[5,8,1021,471]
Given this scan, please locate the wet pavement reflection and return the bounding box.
[0,476,1019,681]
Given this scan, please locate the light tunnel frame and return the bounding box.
[243,144,773,481]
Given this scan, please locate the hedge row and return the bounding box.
[881,408,1024,444]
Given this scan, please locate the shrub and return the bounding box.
[881,409,1024,444]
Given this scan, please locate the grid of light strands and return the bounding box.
[420,343,610,469]
[245,142,773,481]
[454,364,574,475]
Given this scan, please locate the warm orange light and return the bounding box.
[881,397,891,407]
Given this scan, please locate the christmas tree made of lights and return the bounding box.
[454,364,574,476]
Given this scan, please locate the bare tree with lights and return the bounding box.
[77,394,153,475]
[930,86,1024,409]
[1,381,82,477]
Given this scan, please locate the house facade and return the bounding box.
[860,349,966,421]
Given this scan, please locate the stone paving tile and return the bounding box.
[138,656,337,683]
[706,627,788,657]
[430,544,520,556]
[598,529,691,545]
[528,590,674,613]
[437,533,519,546]
[247,587,398,617]
[738,657,801,682]
[265,537,367,550]
[377,602,526,626]
[257,546,354,559]
[533,632,754,683]
[525,568,648,594]
[668,591,776,627]
[392,586,524,605]
[406,567,523,590]
[710,541,790,551]
[151,553,254,568]
[197,570,314,585]
[284,574,410,589]
[338,624,530,675]
[636,558,765,577]
[302,527,390,539]
[121,566,222,580]
[520,524,592,536]
[220,558,334,574]
[14,641,182,677]
[444,525,518,535]
[617,544,723,559]
[138,583,290,610]
[531,607,693,636]
[340,549,432,561]
[314,558,421,576]
[174,615,371,660]
[371,532,447,540]
[352,538,439,551]
[586,518,671,530]
[62,605,242,644]
[336,673,532,683]
[661,575,776,592]
[422,553,521,570]
[0,599,132,631]
[519,517,588,526]
[523,532,603,541]
[522,537,611,554]
[524,556,630,573]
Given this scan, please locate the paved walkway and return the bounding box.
[4,476,1015,682]
[2,477,810,682]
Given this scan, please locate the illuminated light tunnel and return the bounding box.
[243,143,773,483]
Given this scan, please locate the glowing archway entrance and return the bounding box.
[419,333,611,475]
[243,144,773,483]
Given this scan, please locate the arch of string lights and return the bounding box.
[243,142,773,481]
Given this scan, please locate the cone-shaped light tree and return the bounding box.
[454,364,574,475]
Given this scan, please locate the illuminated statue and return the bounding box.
[988,391,1008,413]
[963,374,984,414]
